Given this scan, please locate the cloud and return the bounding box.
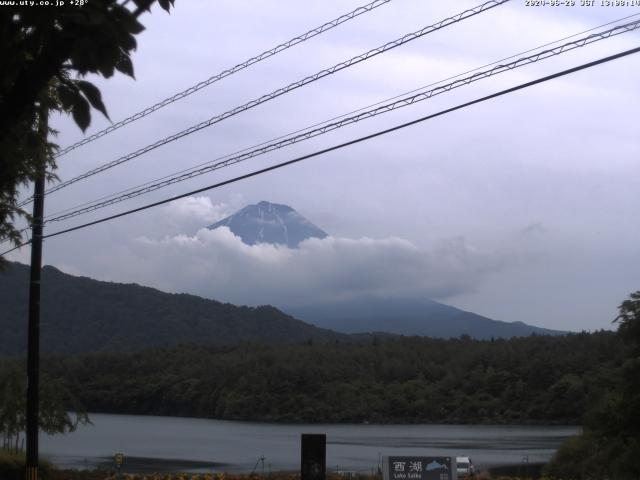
[12,0,637,333]
[163,196,229,224]
[520,222,545,237]
[115,224,503,309]
[128,196,232,239]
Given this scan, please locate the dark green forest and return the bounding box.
[5,331,622,425]
[2,292,639,479]
[0,262,347,356]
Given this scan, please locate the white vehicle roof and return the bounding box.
[456,457,471,463]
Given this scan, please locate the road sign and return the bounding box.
[383,456,456,480]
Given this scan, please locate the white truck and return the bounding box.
[456,457,475,477]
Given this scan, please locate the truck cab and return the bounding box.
[456,457,475,478]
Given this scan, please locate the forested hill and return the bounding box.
[34,330,622,424]
[0,262,348,356]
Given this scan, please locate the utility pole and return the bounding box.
[25,100,47,480]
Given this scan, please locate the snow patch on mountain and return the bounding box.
[207,201,327,248]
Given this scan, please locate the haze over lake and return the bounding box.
[41,414,579,473]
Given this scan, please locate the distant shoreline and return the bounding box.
[41,414,576,475]
[79,410,583,428]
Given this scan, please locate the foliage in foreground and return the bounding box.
[0,449,53,480]
[0,0,175,264]
[0,365,90,453]
[545,291,640,479]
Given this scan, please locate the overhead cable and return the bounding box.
[0,243,26,257]
[43,19,640,224]
[0,44,631,253]
[30,0,508,202]
[53,0,393,159]
[43,12,640,221]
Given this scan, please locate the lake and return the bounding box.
[40,413,579,473]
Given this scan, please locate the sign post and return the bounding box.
[115,452,124,479]
[383,456,456,480]
[301,434,326,480]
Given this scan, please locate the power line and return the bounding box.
[53,0,393,159]
[27,0,508,203]
[43,19,640,224]
[1,45,631,251]
[42,12,640,221]
[0,240,30,256]
[3,45,638,255]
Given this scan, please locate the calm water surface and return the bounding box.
[40,413,579,473]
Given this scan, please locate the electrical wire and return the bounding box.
[2,43,634,257]
[23,0,508,204]
[53,0,393,159]
[0,243,27,256]
[42,11,640,221]
[43,19,640,224]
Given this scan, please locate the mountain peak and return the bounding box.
[208,201,327,248]
[256,200,290,209]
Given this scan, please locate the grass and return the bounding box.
[49,472,543,480]
[1,452,548,480]
[0,448,54,480]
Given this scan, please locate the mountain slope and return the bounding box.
[206,202,561,339]
[208,201,327,248]
[285,296,564,339]
[0,262,348,356]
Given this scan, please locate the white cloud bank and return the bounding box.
[112,201,504,309]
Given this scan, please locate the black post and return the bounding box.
[301,433,326,480]
[25,105,47,480]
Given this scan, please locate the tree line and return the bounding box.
[1,330,622,425]
[3,291,639,479]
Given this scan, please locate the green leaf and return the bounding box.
[132,0,154,12]
[115,51,135,78]
[71,95,91,132]
[117,32,137,53]
[68,37,99,75]
[85,8,107,26]
[65,9,93,27]
[76,80,110,120]
[158,0,172,12]
[55,84,77,111]
[122,13,145,34]
[98,62,115,79]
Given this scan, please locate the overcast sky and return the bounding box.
[8,0,640,332]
